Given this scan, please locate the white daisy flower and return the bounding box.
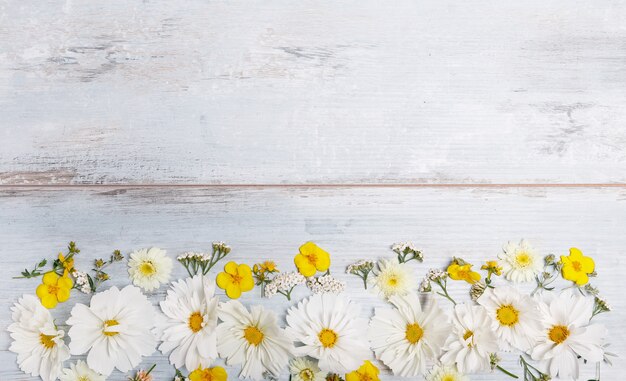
[370,258,416,298]
[368,293,450,377]
[286,293,370,374]
[155,275,219,371]
[498,239,542,282]
[477,286,540,351]
[289,357,325,381]
[67,285,157,376]
[217,300,294,380]
[425,363,469,381]
[8,294,70,381]
[60,360,105,381]
[440,304,499,373]
[128,247,173,291]
[530,291,607,379]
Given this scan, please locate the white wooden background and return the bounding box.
[1,1,625,380]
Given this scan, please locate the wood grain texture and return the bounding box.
[0,187,624,380]
[2,1,626,185]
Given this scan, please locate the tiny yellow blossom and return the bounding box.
[345,361,380,381]
[36,272,73,309]
[58,253,74,276]
[294,242,331,277]
[189,366,228,381]
[481,260,502,276]
[447,263,481,284]
[216,261,254,299]
[561,248,595,286]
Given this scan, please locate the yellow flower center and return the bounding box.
[188,312,204,333]
[139,261,156,276]
[572,261,582,272]
[306,253,318,264]
[299,369,315,381]
[39,333,56,349]
[243,326,264,346]
[442,376,455,381]
[496,305,519,326]
[387,276,398,286]
[103,319,120,336]
[463,329,475,347]
[47,284,59,295]
[548,325,570,344]
[318,328,338,348]
[516,252,532,267]
[405,322,424,344]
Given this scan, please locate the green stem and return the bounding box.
[496,365,519,379]
[145,364,156,375]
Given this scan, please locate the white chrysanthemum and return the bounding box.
[530,291,606,379]
[477,286,540,351]
[286,293,370,374]
[368,293,450,377]
[441,304,499,373]
[370,258,416,298]
[217,300,294,380]
[289,357,325,381]
[60,360,105,381]
[128,247,173,291]
[425,364,469,381]
[8,294,70,381]
[154,275,219,371]
[498,239,542,282]
[67,285,157,376]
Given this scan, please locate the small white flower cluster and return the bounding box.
[418,278,432,293]
[306,274,346,294]
[71,270,92,294]
[346,259,374,274]
[392,241,424,261]
[176,251,209,261]
[212,241,231,253]
[426,268,447,281]
[265,272,306,298]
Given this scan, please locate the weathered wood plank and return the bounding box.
[2,1,626,184]
[0,187,623,379]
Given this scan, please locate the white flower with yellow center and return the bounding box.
[530,291,606,379]
[155,275,219,371]
[8,294,70,381]
[498,239,542,282]
[217,300,294,380]
[440,304,499,373]
[425,364,469,381]
[128,247,173,291]
[60,360,105,381]
[286,293,370,374]
[67,285,157,376]
[289,357,325,381]
[477,286,540,351]
[370,258,416,299]
[368,293,450,377]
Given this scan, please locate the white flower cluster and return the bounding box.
[391,241,424,261]
[265,272,306,298]
[346,259,374,274]
[177,251,209,261]
[72,270,92,294]
[418,278,432,293]
[212,241,231,253]
[306,274,346,294]
[426,268,447,281]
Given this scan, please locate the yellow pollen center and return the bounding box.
[516,252,531,267]
[188,312,204,333]
[47,285,59,295]
[78,377,90,381]
[496,305,519,326]
[39,333,56,349]
[244,326,264,346]
[306,253,318,264]
[442,377,455,381]
[299,369,315,381]
[405,322,424,344]
[548,325,570,344]
[139,261,156,276]
[318,328,338,348]
[572,261,582,272]
[103,319,120,336]
[387,276,398,286]
[231,274,243,284]
[463,329,474,340]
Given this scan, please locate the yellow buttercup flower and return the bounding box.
[36,272,73,309]
[345,360,380,381]
[294,242,331,277]
[561,248,595,286]
[216,261,254,299]
[189,366,228,381]
[447,263,481,284]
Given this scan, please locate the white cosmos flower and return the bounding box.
[425,363,469,381]
[217,300,294,380]
[8,294,70,381]
[128,247,173,291]
[67,285,157,376]
[477,286,540,351]
[368,293,450,377]
[440,304,499,373]
[289,357,325,381]
[370,258,416,299]
[286,293,370,374]
[530,291,606,379]
[60,360,105,381]
[498,239,542,282]
[155,275,219,371]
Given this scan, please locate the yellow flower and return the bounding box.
[561,248,595,286]
[189,366,228,381]
[447,263,481,284]
[345,361,380,381]
[216,261,254,299]
[481,260,502,276]
[36,272,73,309]
[294,242,331,277]
[58,253,74,276]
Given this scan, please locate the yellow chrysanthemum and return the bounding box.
[447,263,481,284]
[216,261,254,299]
[294,242,331,277]
[189,366,228,381]
[560,248,595,286]
[345,361,380,381]
[36,272,73,309]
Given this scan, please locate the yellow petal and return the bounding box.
[447,264,460,279]
[239,274,254,292]
[295,260,317,277]
[294,253,310,267]
[575,272,589,286]
[210,366,228,381]
[560,255,570,266]
[299,241,318,256]
[42,272,59,286]
[561,265,578,282]
[56,287,71,302]
[569,247,583,259]
[361,361,379,377]
[36,284,50,299]
[216,272,232,290]
[57,276,73,289]
[315,250,331,271]
[469,271,481,283]
[580,256,595,273]
[189,370,202,381]
[237,264,252,277]
[345,372,359,381]
[40,294,58,309]
[224,261,238,275]
[225,284,242,299]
